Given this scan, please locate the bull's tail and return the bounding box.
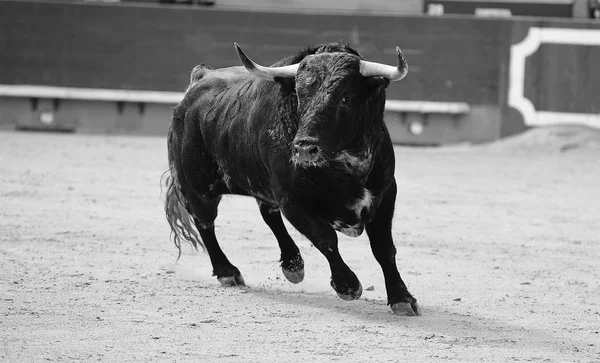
[162,168,205,258]
[162,123,205,258]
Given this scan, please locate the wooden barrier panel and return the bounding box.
[506,20,600,132]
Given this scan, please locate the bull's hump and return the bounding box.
[189,66,254,90]
[212,66,253,79]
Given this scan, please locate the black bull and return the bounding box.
[163,42,420,316]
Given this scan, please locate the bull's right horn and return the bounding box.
[234,43,299,81]
[359,46,408,81]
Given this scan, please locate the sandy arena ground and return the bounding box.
[1,128,599,362]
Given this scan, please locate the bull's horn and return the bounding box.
[359,46,408,81]
[234,43,298,80]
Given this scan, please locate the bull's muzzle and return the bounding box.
[293,140,322,164]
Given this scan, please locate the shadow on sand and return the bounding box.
[242,285,575,351]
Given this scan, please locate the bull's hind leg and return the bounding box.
[186,194,245,286]
[258,202,304,283]
[366,181,420,316]
[175,115,245,287]
[167,105,243,287]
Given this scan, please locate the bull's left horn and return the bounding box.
[234,43,299,81]
[359,46,408,81]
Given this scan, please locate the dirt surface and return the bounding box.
[1,128,599,362]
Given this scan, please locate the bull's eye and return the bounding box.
[341,96,351,105]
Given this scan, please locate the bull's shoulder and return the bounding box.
[365,130,396,195]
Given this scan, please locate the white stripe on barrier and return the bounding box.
[535,111,600,129]
[0,84,470,114]
[0,85,184,104]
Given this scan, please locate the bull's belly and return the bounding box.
[237,174,375,238]
[331,219,366,237]
[329,188,374,238]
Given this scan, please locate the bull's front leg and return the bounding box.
[257,201,305,284]
[367,181,421,316]
[281,199,362,301]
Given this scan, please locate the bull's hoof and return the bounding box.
[282,267,304,284]
[281,255,304,284]
[334,282,363,301]
[217,274,246,287]
[391,301,421,316]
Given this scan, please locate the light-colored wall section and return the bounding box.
[0,98,29,129]
[2,96,500,145]
[0,98,173,136]
[385,105,502,146]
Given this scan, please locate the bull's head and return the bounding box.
[235,42,408,168]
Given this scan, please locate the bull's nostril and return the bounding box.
[293,144,303,155]
[293,142,321,163]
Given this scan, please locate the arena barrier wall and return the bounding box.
[0,1,599,144]
[503,20,600,136]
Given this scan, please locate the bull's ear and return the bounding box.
[365,77,390,93]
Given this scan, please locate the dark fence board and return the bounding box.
[0,1,510,104]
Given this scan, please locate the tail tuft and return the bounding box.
[162,167,205,259]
